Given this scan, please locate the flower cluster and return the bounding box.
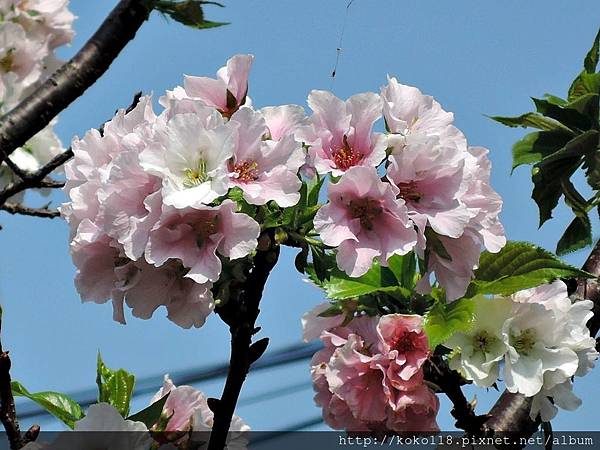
[445,281,598,421]
[313,77,505,301]
[62,54,311,328]
[303,304,439,433]
[0,0,74,199]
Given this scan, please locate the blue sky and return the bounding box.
[0,0,599,433]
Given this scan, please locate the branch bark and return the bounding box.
[482,239,600,441]
[0,0,151,160]
[0,203,61,219]
[0,310,24,450]
[208,233,280,450]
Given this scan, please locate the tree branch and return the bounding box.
[208,233,280,450]
[0,203,60,219]
[0,0,152,159]
[482,239,600,441]
[424,356,490,433]
[0,310,24,450]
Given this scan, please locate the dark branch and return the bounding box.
[0,148,73,205]
[482,239,600,441]
[0,0,152,159]
[0,203,60,219]
[424,356,489,433]
[0,311,26,450]
[208,233,280,450]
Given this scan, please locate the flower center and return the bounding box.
[511,328,537,356]
[194,215,219,248]
[391,331,419,354]
[396,180,422,202]
[472,330,498,353]
[233,160,259,183]
[348,198,383,231]
[332,135,363,171]
[183,159,209,188]
[0,49,15,73]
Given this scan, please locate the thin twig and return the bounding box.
[0,309,25,450]
[0,203,60,219]
[0,0,152,159]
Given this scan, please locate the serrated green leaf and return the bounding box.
[511,131,572,171]
[423,298,475,350]
[466,241,595,297]
[307,175,325,207]
[127,393,170,428]
[543,94,567,106]
[97,353,135,418]
[490,112,574,133]
[11,381,83,429]
[556,214,592,256]
[387,252,417,289]
[309,260,411,300]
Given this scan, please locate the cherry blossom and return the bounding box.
[298,90,387,176]
[306,313,439,432]
[228,107,304,206]
[314,166,417,277]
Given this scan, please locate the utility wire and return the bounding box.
[17,341,322,420]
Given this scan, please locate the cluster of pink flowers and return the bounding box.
[303,304,440,433]
[313,78,505,300]
[0,0,75,199]
[62,55,309,328]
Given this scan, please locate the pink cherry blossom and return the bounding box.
[307,313,439,433]
[314,166,417,277]
[150,376,250,447]
[260,104,309,141]
[298,90,387,176]
[228,107,304,207]
[182,54,254,117]
[145,200,259,284]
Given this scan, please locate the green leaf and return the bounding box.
[466,241,595,297]
[556,214,593,256]
[583,28,600,74]
[154,1,229,30]
[543,94,567,106]
[11,381,83,429]
[536,130,599,168]
[127,393,170,428]
[96,353,135,418]
[567,93,599,121]
[387,252,417,289]
[511,131,572,171]
[423,298,475,350]
[490,112,574,133]
[531,97,592,131]
[308,260,410,300]
[568,72,600,102]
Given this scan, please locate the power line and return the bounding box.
[17,341,322,420]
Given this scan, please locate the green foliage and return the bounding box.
[96,353,136,418]
[492,28,600,255]
[11,381,84,429]
[423,298,475,350]
[153,0,229,29]
[465,241,594,297]
[127,393,170,428]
